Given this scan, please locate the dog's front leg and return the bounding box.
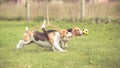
[53,40,67,52]
[61,41,68,48]
[64,42,68,48]
[61,41,65,48]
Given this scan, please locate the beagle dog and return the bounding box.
[16,26,72,52]
[61,27,83,48]
[41,20,83,48]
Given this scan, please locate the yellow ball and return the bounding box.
[83,29,89,35]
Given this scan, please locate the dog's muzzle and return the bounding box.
[67,32,73,38]
[80,30,83,35]
[62,32,73,41]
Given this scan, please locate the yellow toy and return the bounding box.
[83,29,89,35]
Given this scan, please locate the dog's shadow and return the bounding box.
[13,44,67,53]
[13,45,54,54]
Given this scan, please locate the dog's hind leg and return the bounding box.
[16,40,23,49]
[16,40,31,49]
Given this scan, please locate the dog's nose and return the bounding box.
[80,30,83,34]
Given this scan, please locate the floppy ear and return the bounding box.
[60,30,66,38]
[72,29,77,36]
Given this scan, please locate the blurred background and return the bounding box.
[0,1,120,67]
[0,0,120,22]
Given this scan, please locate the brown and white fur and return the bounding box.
[16,25,72,52]
[61,27,83,48]
[41,20,83,48]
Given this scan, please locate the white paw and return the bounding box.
[16,45,20,49]
[60,50,67,52]
[65,45,68,48]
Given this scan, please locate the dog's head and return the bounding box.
[68,27,83,36]
[59,29,73,40]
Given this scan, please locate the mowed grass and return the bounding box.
[0,21,120,68]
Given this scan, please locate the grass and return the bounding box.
[0,21,120,68]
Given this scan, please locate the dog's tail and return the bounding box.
[25,26,28,33]
[41,19,47,33]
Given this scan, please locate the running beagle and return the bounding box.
[61,27,83,48]
[16,24,72,52]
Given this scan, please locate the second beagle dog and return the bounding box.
[60,27,83,48]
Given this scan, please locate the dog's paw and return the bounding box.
[60,50,67,52]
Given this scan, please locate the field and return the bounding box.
[0,21,120,68]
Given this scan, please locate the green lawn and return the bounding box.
[0,21,120,68]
